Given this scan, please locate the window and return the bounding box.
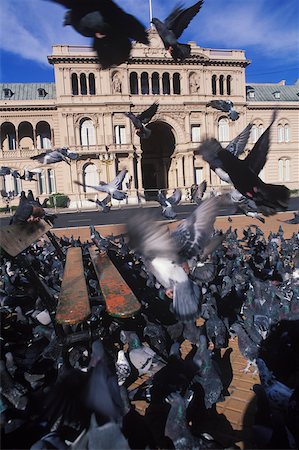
[195,167,204,184]
[219,75,224,95]
[173,73,181,94]
[71,73,79,95]
[273,91,281,99]
[47,169,56,193]
[38,171,46,195]
[162,73,170,95]
[3,174,21,196]
[36,121,51,149]
[212,75,217,95]
[141,72,149,95]
[130,72,138,94]
[1,122,16,150]
[248,90,255,98]
[278,124,290,143]
[152,72,160,95]
[191,125,201,142]
[278,158,290,181]
[114,125,126,144]
[80,119,96,146]
[3,88,14,99]
[89,73,96,95]
[83,164,98,193]
[226,75,232,95]
[80,74,87,95]
[218,118,229,142]
[37,88,47,98]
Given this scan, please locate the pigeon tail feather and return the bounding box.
[173,279,200,322]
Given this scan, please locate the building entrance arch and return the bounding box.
[141,121,175,199]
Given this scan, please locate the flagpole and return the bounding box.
[149,0,153,26]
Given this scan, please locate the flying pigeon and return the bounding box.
[126,210,201,322]
[197,112,290,216]
[30,147,78,165]
[157,188,182,219]
[50,0,149,69]
[75,169,128,200]
[190,180,207,205]
[88,194,111,212]
[20,168,42,181]
[125,102,158,139]
[207,99,239,121]
[152,1,204,61]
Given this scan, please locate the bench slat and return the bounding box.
[89,246,141,318]
[56,247,90,325]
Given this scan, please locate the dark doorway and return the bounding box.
[141,121,175,199]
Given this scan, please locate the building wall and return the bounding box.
[0,30,298,207]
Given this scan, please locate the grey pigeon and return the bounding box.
[190,180,207,205]
[152,1,204,61]
[30,147,78,165]
[125,102,158,139]
[75,169,128,200]
[88,194,111,212]
[50,0,149,69]
[126,210,201,322]
[207,99,239,121]
[20,167,42,181]
[157,188,182,219]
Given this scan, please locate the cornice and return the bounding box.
[0,106,57,112]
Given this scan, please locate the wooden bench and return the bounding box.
[89,245,141,319]
[55,247,90,325]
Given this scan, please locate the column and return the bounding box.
[176,155,184,188]
[136,153,143,193]
[170,74,174,95]
[185,153,194,187]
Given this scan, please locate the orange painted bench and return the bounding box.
[89,245,141,319]
[56,247,90,325]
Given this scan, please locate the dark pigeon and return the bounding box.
[125,102,158,139]
[207,99,239,121]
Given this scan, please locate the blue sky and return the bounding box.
[1,0,298,85]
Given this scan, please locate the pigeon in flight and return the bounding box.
[152,1,204,61]
[30,148,78,165]
[207,99,239,121]
[125,103,158,139]
[126,210,201,322]
[50,0,149,69]
[156,188,182,219]
[197,111,290,216]
[88,194,111,213]
[190,180,207,205]
[75,169,128,200]
[20,168,42,182]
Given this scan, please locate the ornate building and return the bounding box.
[0,29,298,207]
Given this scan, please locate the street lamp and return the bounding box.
[99,149,114,183]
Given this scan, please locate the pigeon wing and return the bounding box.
[137,102,159,124]
[167,0,204,38]
[196,138,225,171]
[108,169,127,189]
[102,194,112,206]
[93,35,131,70]
[225,123,253,157]
[125,112,143,130]
[207,100,231,112]
[245,110,277,175]
[157,190,168,207]
[126,211,179,262]
[167,188,182,206]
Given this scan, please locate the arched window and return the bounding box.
[218,117,229,142]
[80,119,96,146]
[219,75,224,95]
[278,158,290,181]
[250,122,264,143]
[83,164,98,193]
[162,72,170,95]
[173,72,181,94]
[18,121,34,149]
[226,75,231,95]
[1,122,16,150]
[278,123,290,142]
[258,124,264,138]
[212,75,217,95]
[152,72,160,95]
[36,121,51,149]
[141,72,149,95]
[71,73,78,95]
[130,72,138,94]
[80,73,87,95]
[89,73,96,95]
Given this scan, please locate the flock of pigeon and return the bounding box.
[0,201,298,449]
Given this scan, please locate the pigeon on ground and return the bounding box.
[281,212,299,225]
[30,147,78,165]
[50,0,149,69]
[126,210,201,322]
[207,99,239,121]
[157,188,182,219]
[75,169,128,200]
[89,225,111,254]
[190,180,207,205]
[152,1,204,61]
[196,112,290,216]
[125,102,158,139]
[10,191,45,225]
[88,194,111,213]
